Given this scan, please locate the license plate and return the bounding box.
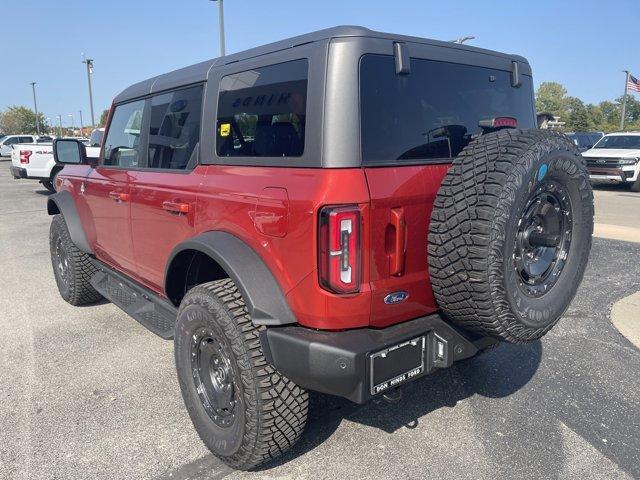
[370,336,425,395]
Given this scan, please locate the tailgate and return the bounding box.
[10,145,22,167]
[364,164,449,328]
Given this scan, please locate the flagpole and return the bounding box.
[620,70,629,131]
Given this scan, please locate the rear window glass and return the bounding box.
[360,55,536,164]
[216,59,307,158]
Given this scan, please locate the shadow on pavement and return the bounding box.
[258,341,542,470]
[590,182,634,193]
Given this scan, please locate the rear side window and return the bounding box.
[360,55,536,164]
[103,99,145,167]
[147,85,203,170]
[216,59,307,158]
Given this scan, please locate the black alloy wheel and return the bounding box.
[190,327,237,428]
[513,180,573,297]
[52,235,71,290]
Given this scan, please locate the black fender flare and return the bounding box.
[166,231,297,326]
[47,191,93,254]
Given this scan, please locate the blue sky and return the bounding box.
[2,0,638,127]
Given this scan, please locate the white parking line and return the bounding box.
[593,223,640,243]
[611,291,640,350]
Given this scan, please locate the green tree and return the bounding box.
[0,106,47,135]
[535,82,568,117]
[617,95,640,126]
[598,100,619,127]
[98,109,110,127]
[565,97,590,131]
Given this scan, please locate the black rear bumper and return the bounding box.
[261,313,497,404]
[10,166,27,179]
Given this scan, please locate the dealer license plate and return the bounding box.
[369,336,425,395]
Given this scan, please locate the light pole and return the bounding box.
[82,56,96,128]
[30,82,41,135]
[68,114,75,134]
[210,0,226,56]
[79,110,84,136]
[451,36,475,44]
[56,114,63,137]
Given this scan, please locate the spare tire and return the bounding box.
[428,129,593,343]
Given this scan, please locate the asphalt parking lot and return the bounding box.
[1,161,639,480]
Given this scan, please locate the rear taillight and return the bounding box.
[319,205,361,294]
[20,150,32,164]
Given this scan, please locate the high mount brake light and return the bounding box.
[19,150,32,164]
[478,117,518,129]
[319,205,361,294]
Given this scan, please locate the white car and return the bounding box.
[582,132,640,192]
[0,134,38,156]
[10,131,102,192]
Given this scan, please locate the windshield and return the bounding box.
[593,135,640,149]
[360,55,536,164]
[567,133,600,149]
[0,136,7,143]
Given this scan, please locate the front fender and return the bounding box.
[47,191,93,254]
[166,231,297,326]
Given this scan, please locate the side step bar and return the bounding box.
[89,259,177,339]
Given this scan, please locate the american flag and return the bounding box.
[628,73,640,93]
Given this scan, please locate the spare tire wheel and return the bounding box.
[428,129,594,343]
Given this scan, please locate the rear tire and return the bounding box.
[428,129,594,343]
[42,180,56,193]
[49,214,103,305]
[174,279,308,470]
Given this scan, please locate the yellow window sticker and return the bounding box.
[220,123,231,137]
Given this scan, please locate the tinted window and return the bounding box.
[360,55,536,164]
[216,59,307,158]
[147,85,203,170]
[103,100,145,167]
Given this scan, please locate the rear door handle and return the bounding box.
[162,200,190,215]
[389,207,406,276]
[108,191,130,202]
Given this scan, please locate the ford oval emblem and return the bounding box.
[384,291,409,305]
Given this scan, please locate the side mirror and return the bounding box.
[53,138,88,165]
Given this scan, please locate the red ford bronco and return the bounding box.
[48,26,593,470]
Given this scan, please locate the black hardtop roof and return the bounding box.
[114,25,529,103]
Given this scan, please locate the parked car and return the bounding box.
[0,134,37,156]
[565,131,604,152]
[10,134,101,192]
[582,132,640,191]
[48,26,594,470]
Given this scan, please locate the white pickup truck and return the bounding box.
[0,134,45,156]
[10,129,103,192]
[582,132,640,192]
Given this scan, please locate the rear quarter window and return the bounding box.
[360,55,536,165]
[216,59,308,158]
